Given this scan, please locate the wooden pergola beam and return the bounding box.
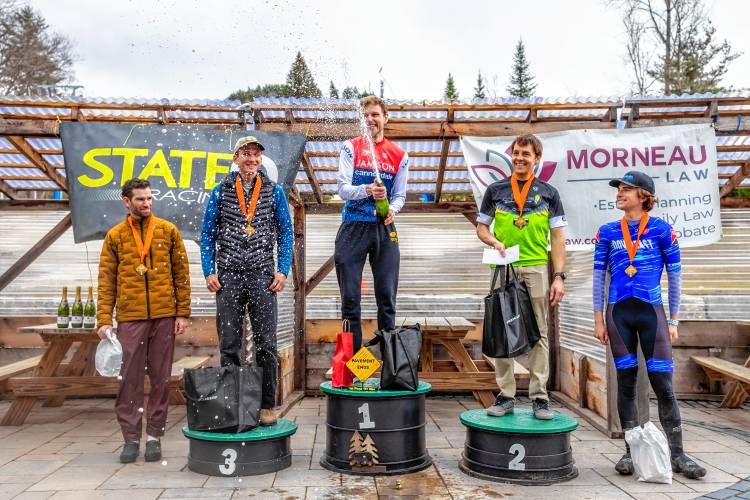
[434,108,455,204]
[0,179,18,199]
[305,256,335,296]
[720,157,750,197]
[0,213,72,292]
[302,153,323,204]
[6,136,67,191]
[0,200,69,210]
[0,119,59,136]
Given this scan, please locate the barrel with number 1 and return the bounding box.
[319,380,432,475]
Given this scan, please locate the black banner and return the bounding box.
[60,123,305,242]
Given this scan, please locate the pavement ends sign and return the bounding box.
[346,347,381,382]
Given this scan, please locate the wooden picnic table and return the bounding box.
[0,324,208,426]
[396,316,526,408]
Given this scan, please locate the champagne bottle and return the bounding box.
[83,286,96,329]
[373,179,390,221]
[57,287,70,329]
[71,286,83,328]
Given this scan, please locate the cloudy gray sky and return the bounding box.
[29,0,750,101]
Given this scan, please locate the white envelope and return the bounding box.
[482,245,520,265]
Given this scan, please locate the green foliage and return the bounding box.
[506,39,537,98]
[444,73,458,100]
[285,51,322,98]
[342,86,368,99]
[328,81,339,99]
[228,84,291,102]
[473,70,486,99]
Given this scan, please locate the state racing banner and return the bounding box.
[60,123,306,242]
[461,124,721,249]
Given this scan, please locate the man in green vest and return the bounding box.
[475,134,567,420]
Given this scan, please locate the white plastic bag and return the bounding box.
[625,421,673,484]
[95,328,123,377]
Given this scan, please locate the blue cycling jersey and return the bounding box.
[594,216,681,305]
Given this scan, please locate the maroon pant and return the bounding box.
[116,317,175,442]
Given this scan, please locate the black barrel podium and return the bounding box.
[182,419,297,477]
[320,379,432,475]
[459,408,579,485]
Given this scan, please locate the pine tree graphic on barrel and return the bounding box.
[349,431,379,466]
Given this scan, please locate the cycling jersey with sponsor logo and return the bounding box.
[477,178,567,267]
[337,136,409,223]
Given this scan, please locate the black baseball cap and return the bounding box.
[609,171,655,194]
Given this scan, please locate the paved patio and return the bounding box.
[0,396,748,499]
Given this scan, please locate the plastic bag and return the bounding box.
[95,328,123,377]
[625,421,673,484]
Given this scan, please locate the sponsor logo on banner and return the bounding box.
[461,124,721,249]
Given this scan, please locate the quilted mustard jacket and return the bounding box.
[97,215,191,325]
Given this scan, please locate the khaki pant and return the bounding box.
[493,264,550,400]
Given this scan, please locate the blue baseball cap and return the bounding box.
[609,171,655,194]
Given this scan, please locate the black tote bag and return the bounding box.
[365,324,421,391]
[482,264,541,358]
[183,364,262,433]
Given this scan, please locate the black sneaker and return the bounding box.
[144,439,161,462]
[487,395,514,416]
[615,452,634,475]
[119,441,139,463]
[532,398,554,420]
[672,454,707,479]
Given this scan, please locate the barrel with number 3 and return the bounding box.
[319,380,432,475]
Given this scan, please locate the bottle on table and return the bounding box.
[83,286,96,329]
[71,286,83,328]
[57,286,70,329]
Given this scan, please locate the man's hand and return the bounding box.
[97,325,112,340]
[593,318,608,345]
[269,272,286,292]
[493,241,506,258]
[366,183,387,200]
[550,276,565,306]
[174,317,189,336]
[206,274,222,292]
[668,324,678,343]
[384,209,395,225]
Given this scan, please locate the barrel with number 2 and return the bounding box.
[319,380,432,475]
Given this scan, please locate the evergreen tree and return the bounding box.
[506,39,537,98]
[473,70,487,99]
[342,86,368,99]
[328,81,339,99]
[285,51,322,98]
[443,73,458,100]
[228,84,291,102]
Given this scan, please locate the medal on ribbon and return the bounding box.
[236,173,262,237]
[127,215,155,276]
[621,213,649,278]
[510,172,534,229]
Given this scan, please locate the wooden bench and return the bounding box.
[0,355,43,392]
[692,355,750,408]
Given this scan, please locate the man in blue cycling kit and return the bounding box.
[593,171,706,480]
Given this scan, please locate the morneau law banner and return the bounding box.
[461,124,721,249]
[60,123,306,243]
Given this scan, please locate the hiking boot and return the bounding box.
[487,395,514,417]
[119,441,139,463]
[532,398,554,420]
[260,408,278,426]
[144,439,162,462]
[672,454,707,479]
[615,451,634,475]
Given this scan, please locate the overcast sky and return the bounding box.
[28,0,750,101]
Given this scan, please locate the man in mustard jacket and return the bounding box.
[97,177,191,464]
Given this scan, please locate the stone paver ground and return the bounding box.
[0,396,748,499]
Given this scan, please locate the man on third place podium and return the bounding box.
[475,134,568,420]
[334,95,409,351]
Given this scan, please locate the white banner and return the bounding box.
[461,124,721,249]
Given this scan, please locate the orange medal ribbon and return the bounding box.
[620,213,649,278]
[127,215,155,276]
[510,173,535,229]
[236,174,262,235]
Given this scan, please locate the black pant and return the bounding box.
[216,268,278,409]
[334,221,400,351]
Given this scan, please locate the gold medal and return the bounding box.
[621,214,649,279]
[128,215,155,279]
[245,224,256,235]
[514,217,528,229]
[236,174,262,237]
[624,265,638,277]
[510,172,535,230]
[136,263,148,275]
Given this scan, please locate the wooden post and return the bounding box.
[547,259,561,392]
[292,202,306,391]
[305,255,335,296]
[0,213,72,292]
